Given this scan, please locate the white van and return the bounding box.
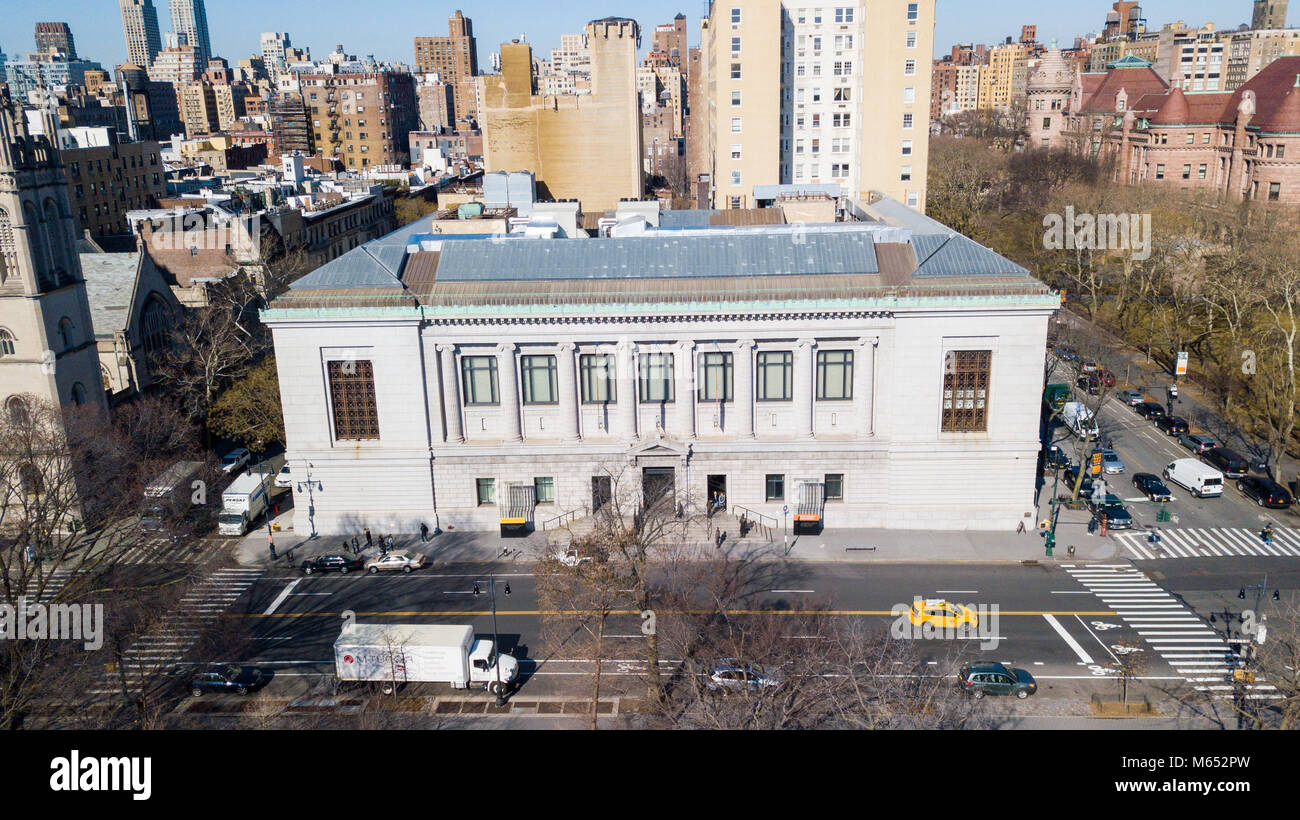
[1061,401,1099,441]
[1163,459,1224,498]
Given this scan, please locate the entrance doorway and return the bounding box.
[642,467,675,510]
[707,474,728,514]
[591,475,612,513]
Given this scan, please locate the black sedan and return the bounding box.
[1133,473,1173,502]
[190,664,265,697]
[1237,476,1293,509]
[1134,401,1166,420]
[1076,375,1100,395]
[1154,415,1189,436]
[301,554,364,575]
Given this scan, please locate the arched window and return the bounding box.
[71,382,86,406]
[141,298,168,356]
[6,396,30,426]
[19,463,43,497]
[58,317,74,350]
[0,329,14,357]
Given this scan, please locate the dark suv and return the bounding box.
[1203,447,1249,479]
[1237,476,1293,509]
[957,662,1037,699]
[1154,415,1189,436]
[1134,401,1166,420]
[301,554,364,575]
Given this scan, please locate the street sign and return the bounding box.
[1091,451,1103,475]
[1176,351,1189,376]
[783,505,788,514]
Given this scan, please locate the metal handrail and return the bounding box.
[541,508,581,531]
[731,505,776,540]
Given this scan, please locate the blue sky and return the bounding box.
[0,1,1281,68]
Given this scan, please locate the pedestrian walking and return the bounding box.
[351,536,359,553]
[1262,523,1274,546]
[365,527,372,547]
[420,522,429,542]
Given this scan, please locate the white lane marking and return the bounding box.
[1043,614,1093,664]
[934,590,978,594]
[770,589,815,593]
[263,579,301,615]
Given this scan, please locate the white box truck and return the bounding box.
[1164,459,1224,498]
[218,471,271,536]
[1061,401,1100,441]
[333,623,518,696]
[141,460,205,532]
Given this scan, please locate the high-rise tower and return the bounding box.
[120,0,163,68]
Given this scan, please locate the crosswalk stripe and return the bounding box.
[1116,527,1300,560]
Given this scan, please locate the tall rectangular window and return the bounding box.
[756,351,793,401]
[941,350,991,432]
[699,352,733,402]
[639,352,675,402]
[907,3,919,21]
[816,350,854,400]
[476,477,496,505]
[327,360,380,440]
[765,474,785,501]
[520,354,557,405]
[461,355,499,406]
[533,476,555,504]
[580,354,616,403]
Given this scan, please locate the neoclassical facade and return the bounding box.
[264,201,1060,535]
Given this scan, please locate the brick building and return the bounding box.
[302,71,419,171]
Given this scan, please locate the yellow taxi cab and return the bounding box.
[908,598,979,631]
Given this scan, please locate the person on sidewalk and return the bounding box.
[365,527,372,547]
[351,536,359,554]
[420,522,429,542]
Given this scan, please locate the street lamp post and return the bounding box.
[296,462,322,540]
[253,443,275,559]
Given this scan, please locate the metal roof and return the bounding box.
[913,233,1032,278]
[431,232,881,282]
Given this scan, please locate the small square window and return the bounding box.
[533,476,555,504]
[824,474,844,501]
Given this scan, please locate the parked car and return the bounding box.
[1167,383,1179,400]
[1062,464,1095,496]
[1098,370,1117,387]
[1116,389,1144,406]
[1134,401,1166,420]
[219,447,250,475]
[1101,448,1125,474]
[300,554,364,575]
[274,465,293,489]
[1237,476,1293,509]
[1076,375,1100,395]
[1203,447,1249,479]
[1087,493,1133,529]
[957,662,1037,699]
[1043,445,1072,470]
[364,549,426,574]
[189,664,264,697]
[1178,433,1216,454]
[707,659,783,692]
[1133,473,1173,503]
[1080,360,1099,373]
[1154,415,1189,436]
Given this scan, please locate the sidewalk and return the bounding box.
[232,505,1119,568]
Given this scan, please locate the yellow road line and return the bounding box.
[233,610,1117,619]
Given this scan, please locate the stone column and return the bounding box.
[794,338,816,440]
[556,342,581,441]
[437,344,464,443]
[616,340,638,441]
[856,338,876,438]
[733,339,755,438]
[675,340,695,439]
[497,343,523,443]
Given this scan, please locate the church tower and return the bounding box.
[0,89,107,417]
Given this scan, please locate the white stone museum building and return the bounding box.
[262,196,1060,536]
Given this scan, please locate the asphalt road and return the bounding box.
[197,560,1218,698]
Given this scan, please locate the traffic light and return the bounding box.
[1239,588,1246,600]
[504,583,511,595]
[473,583,481,595]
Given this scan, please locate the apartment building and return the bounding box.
[479,19,642,212]
[931,60,981,120]
[120,1,164,69]
[148,42,202,84]
[417,76,456,131]
[703,0,934,211]
[35,23,78,59]
[168,0,213,68]
[414,11,480,127]
[177,81,218,136]
[302,71,419,170]
[61,131,165,237]
[1227,28,1300,90]
[1253,0,1290,30]
[979,41,1029,110]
